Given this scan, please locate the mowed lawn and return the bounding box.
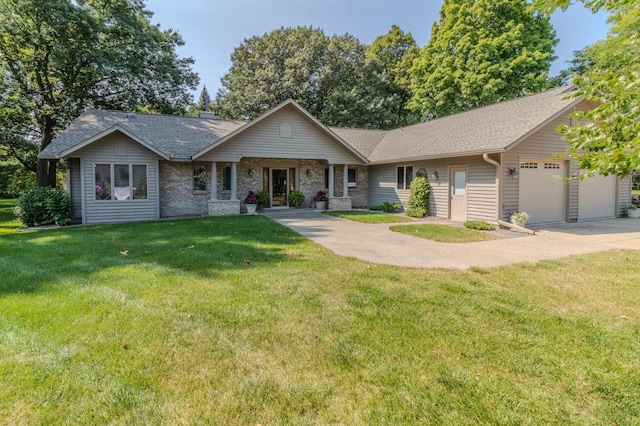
[1,210,639,424]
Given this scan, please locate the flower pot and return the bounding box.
[629,208,640,218]
[315,200,326,210]
[246,204,257,215]
[510,216,528,227]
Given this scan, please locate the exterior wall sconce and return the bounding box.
[508,167,519,178]
[306,169,311,176]
[430,171,439,181]
[248,169,254,177]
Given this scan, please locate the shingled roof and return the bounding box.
[39,109,246,160]
[41,86,579,163]
[363,85,580,164]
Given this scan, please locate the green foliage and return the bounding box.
[0,0,199,186]
[365,25,421,128]
[409,0,558,119]
[288,190,305,208]
[464,220,497,231]
[549,2,640,177]
[214,26,399,129]
[510,211,530,226]
[256,190,270,208]
[381,201,401,213]
[15,186,72,227]
[406,175,430,217]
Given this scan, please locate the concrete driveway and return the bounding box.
[266,210,640,269]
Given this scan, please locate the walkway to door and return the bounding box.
[263,210,640,270]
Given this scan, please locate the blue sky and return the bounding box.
[145,0,610,97]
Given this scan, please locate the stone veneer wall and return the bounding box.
[160,159,368,215]
[159,161,210,217]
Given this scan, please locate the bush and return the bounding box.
[255,190,270,208]
[381,201,401,213]
[288,190,305,208]
[369,204,383,211]
[405,207,427,218]
[464,220,496,231]
[406,175,430,217]
[15,186,72,227]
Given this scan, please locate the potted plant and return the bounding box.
[256,190,270,211]
[510,211,530,227]
[244,191,259,214]
[628,204,640,218]
[312,191,328,210]
[288,190,305,208]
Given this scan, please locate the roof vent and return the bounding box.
[200,111,216,120]
[126,113,136,120]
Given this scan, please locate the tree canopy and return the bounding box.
[408,0,558,119]
[214,26,411,129]
[0,0,199,186]
[534,0,640,177]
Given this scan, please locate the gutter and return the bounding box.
[482,153,535,235]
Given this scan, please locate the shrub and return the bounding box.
[405,207,427,218]
[255,190,270,208]
[381,201,401,213]
[406,175,430,217]
[369,204,383,211]
[15,186,72,227]
[288,190,305,208]
[464,220,496,231]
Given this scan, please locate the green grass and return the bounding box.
[1,213,640,424]
[390,223,500,243]
[0,199,22,235]
[324,210,414,223]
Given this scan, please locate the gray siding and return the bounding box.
[369,155,497,222]
[68,158,82,221]
[199,107,363,165]
[75,133,161,224]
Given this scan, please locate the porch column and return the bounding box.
[209,162,217,200]
[230,162,238,200]
[343,164,349,197]
[328,164,334,198]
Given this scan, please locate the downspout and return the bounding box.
[482,153,535,235]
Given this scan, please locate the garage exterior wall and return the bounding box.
[368,155,497,222]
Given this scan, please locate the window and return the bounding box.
[193,165,207,191]
[95,163,147,201]
[397,166,413,190]
[348,168,356,188]
[222,166,231,191]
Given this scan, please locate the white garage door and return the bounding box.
[578,172,616,220]
[518,159,567,224]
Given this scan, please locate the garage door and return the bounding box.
[578,172,616,220]
[518,159,567,224]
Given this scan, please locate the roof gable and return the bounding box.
[192,99,368,163]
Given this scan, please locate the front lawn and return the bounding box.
[324,210,414,223]
[1,215,639,424]
[0,199,21,235]
[390,223,501,243]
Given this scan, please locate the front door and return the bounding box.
[450,166,467,221]
[271,169,288,207]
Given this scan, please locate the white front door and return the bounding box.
[450,166,467,221]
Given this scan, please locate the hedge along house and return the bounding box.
[40,86,630,225]
[39,100,369,224]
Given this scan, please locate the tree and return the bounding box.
[0,0,199,187]
[534,0,640,177]
[365,25,421,128]
[187,85,212,117]
[408,0,558,119]
[214,26,393,128]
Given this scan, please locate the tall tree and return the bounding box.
[365,25,421,128]
[409,0,558,119]
[534,0,640,177]
[214,26,393,128]
[187,85,212,117]
[0,0,199,187]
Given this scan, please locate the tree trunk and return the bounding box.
[37,116,57,187]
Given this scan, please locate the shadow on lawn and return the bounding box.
[0,215,306,294]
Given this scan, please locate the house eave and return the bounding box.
[367,149,506,165]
